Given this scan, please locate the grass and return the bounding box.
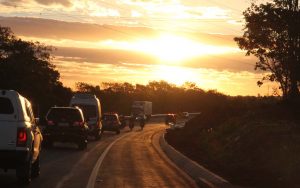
[166,98,300,188]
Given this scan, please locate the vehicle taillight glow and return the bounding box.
[17,128,27,147]
[47,120,55,125]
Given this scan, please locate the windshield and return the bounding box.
[72,104,97,119]
[47,108,83,122]
[103,115,117,121]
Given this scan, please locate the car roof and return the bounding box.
[103,113,118,116]
[50,106,82,111]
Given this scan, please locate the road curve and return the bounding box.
[95,124,198,188]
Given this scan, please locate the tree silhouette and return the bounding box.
[0,26,72,116]
[235,0,300,100]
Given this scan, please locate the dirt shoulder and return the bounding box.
[166,102,300,188]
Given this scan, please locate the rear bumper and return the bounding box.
[43,129,88,143]
[0,150,30,169]
[102,125,119,131]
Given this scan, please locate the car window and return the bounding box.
[71,104,97,119]
[0,97,14,114]
[103,115,117,121]
[47,108,83,122]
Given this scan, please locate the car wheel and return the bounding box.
[31,155,40,178]
[16,158,32,185]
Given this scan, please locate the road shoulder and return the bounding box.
[159,131,242,188]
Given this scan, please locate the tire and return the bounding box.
[31,156,40,178]
[16,159,32,185]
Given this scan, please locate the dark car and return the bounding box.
[102,113,121,134]
[43,107,88,150]
[165,114,177,125]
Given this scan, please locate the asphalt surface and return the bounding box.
[0,119,197,188]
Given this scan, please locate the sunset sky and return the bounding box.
[0,0,274,96]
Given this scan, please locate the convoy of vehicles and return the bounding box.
[0,90,42,184]
[70,93,102,140]
[0,90,179,183]
[43,107,89,150]
[131,101,152,120]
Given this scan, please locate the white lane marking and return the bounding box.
[86,134,129,188]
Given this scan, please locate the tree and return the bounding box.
[234,0,300,100]
[0,26,72,116]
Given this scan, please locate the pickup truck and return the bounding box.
[0,90,42,184]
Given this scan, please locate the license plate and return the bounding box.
[58,123,69,127]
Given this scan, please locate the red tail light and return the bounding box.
[73,121,84,127]
[17,128,27,147]
[47,120,55,126]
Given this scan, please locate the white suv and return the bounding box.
[0,90,43,184]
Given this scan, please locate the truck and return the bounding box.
[0,90,43,184]
[131,101,152,120]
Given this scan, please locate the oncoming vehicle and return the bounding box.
[43,107,88,150]
[182,112,189,118]
[70,93,102,140]
[0,90,42,184]
[102,113,121,134]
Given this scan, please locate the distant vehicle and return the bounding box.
[44,107,88,150]
[0,90,42,184]
[102,113,121,134]
[182,112,189,118]
[119,115,127,129]
[131,101,152,120]
[70,93,102,140]
[165,114,176,125]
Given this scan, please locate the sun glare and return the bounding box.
[154,65,199,86]
[128,34,239,64]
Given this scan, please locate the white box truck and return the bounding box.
[131,101,152,120]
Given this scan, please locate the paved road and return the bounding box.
[95,124,197,188]
[0,120,197,188]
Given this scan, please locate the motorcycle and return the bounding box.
[129,116,135,131]
[137,116,146,130]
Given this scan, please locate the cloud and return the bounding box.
[0,0,23,7]
[0,0,72,7]
[34,0,72,7]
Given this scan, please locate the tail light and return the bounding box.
[73,121,84,127]
[17,128,27,147]
[47,120,55,126]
